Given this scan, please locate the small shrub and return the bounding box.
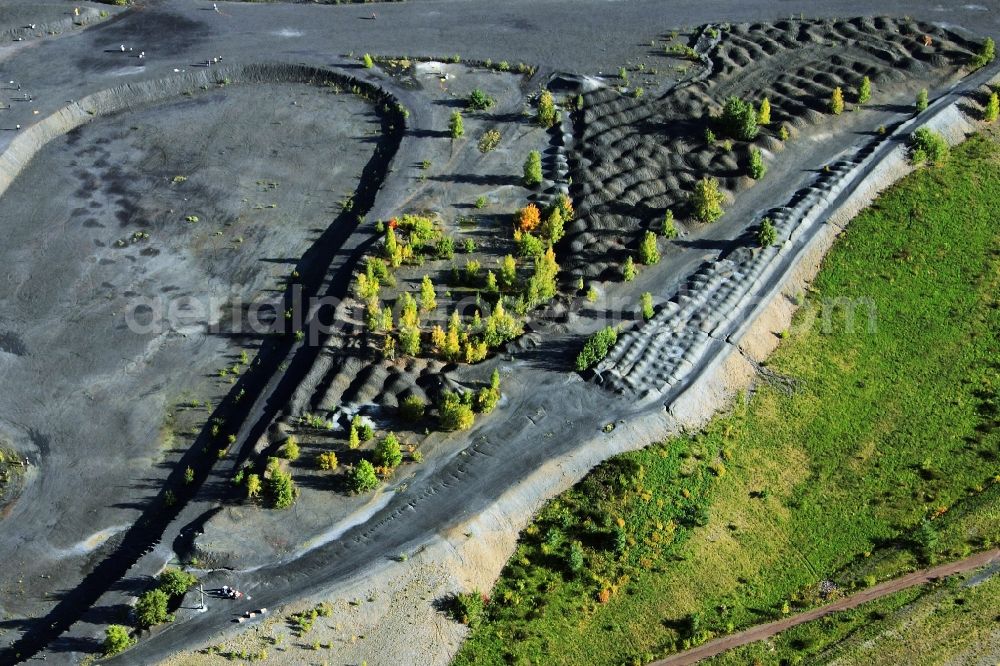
[909,127,949,166]
[778,124,790,141]
[720,96,758,140]
[916,88,929,112]
[349,460,379,493]
[537,89,557,128]
[467,88,495,111]
[704,127,716,145]
[375,433,403,469]
[662,209,678,238]
[316,451,338,470]
[622,255,637,282]
[758,217,777,247]
[439,391,475,431]
[515,203,541,233]
[452,591,486,628]
[758,97,771,125]
[266,458,296,509]
[478,129,501,153]
[523,150,543,187]
[639,230,659,265]
[748,146,766,179]
[362,53,373,69]
[575,326,618,371]
[641,292,654,320]
[400,394,426,421]
[858,76,872,104]
[474,195,488,209]
[691,177,724,223]
[280,435,300,461]
[103,625,134,656]
[246,473,261,499]
[829,86,844,115]
[567,540,585,574]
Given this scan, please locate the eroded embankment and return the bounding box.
[0,63,405,665]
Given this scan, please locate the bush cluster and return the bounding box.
[575,326,618,372]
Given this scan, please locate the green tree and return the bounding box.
[420,275,437,313]
[523,150,543,187]
[916,88,929,112]
[266,458,296,509]
[662,209,678,238]
[398,291,419,329]
[349,424,361,449]
[499,254,517,289]
[483,300,522,347]
[758,97,771,125]
[639,230,659,265]
[540,206,565,243]
[157,568,197,598]
[622,255,637,282]
[135,588,173,628]
[641,292,654,320]
[748,146,766,179]
[972,36,996,69]
[758,217,777,247]
[399,326,421,356]
[985,92,999,122]
[526,247,560,305]
[439,391,475,431]
[375,433,403,469]
[691,177,724,223]
[537,89,557,128]
[829,86,844,114]
[858,76,872,104]
[400,395,425,421]
[485,270,499,293]
[721,96,758,140]
[349,459,379,493]
[103,625,134,656]
[449,110,464,139]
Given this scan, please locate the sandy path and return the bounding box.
[650,548,1000,666]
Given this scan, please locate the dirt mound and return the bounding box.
[563,17,974,280]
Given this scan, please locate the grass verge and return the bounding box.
[453,128,1000,665]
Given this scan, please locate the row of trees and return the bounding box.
[104,567,200,655]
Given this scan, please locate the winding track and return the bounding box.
[0,0,997,663]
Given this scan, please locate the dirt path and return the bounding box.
[650,548,1000,666]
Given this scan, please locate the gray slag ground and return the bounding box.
[0,0,997,662]
[0,80,375,623]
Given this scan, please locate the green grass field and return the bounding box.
[707,569,1000,665]
[453,129,1000,665]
